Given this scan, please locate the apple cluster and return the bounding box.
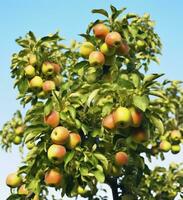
[23,54,62,99]
[0,111,25,148]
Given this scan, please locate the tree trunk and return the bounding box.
[106,177,119,200]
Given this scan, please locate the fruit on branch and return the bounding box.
[102,113,115,129]
[26,141,35,150]
[89,51,105,67]
[159,140,171,152]
[30,76,43,88]
[6,172,22,188]
[80,42,95,58]
[42,80,56,92]
[52,63,61,74]
[24,65,35,77]
[116,41,130,56]
[51,126,70,145]
[67,133,81,149]
[100,43,116,56]
[44,169,63,187]
[93,23,110,40]
[105,32,122,48]
[114,151,128,166]
[18,184,29,195]
[132,128,147,143]
[44,111,60,128]
[13,136,22,144]
[42,62,54,75]
[113,107,131,128]
[15,125,25,136]
[170,130,181,142]
[48,144,66,164]
[171,144,181,154]
[29,54,37,65]
[129,107,143,127]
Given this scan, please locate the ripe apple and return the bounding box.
[132,128,147,143]
[42,62,54,75]
[6,172,22,188]
[171,144,181,154]
[93,23,110,40]
[116,41,129,56]
[44,169,63,187]
[105,32,122,47]
[48,144,66,164]
[51,63,61,74]
[42,80,55,92]
[67,133,81,149]
[102,113,115,129]
[129,107,143,127]
[100,43,116,56]
[170,130,181,142]
[24,65,35,77]
[80,42,95,58]
[13,136,22,144]
[44,111,60,128]
[51,126,70,145]
[159,140,171,152]
[89,51,105,67]
[113,107,131,128]
[29,54,37,65]
[114,151,128,166]
[18,184,29,195]
[15,125,25,136]
[30,76,43,88]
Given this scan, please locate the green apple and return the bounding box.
[89,51,105,67]
[100,43,116,56]
[159,140,171,152]
[13,136,22,144]
[51,126,70,145]
[77,186,87,195]
[171,144,181,154]
[30,76,43,88]
[80,42,95,58]
[170,130,181,142]
[42,62,54,75]
[24,65,35,77]
[29,54,37,65]
[15,125,24,136]
[6,172,22,188]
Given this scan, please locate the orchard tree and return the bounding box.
[0,5,183,200]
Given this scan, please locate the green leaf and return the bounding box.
[94,153,108,170]
[64,151,75,169]
[93,170,105,183]
[87,89,100,107]
[150,115,164,135]
[143,73,164,85]
[68,106,76,120]
[92,9,109,17]
[44,99,53,116]
[133,95,149,111]
[18,79,29,94]
[118,78,134,89]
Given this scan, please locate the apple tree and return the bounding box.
[0,5,183,200]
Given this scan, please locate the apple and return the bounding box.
[89,51,105,67]
[93,23,110,40]
[51,126,70,145]
[114,151,128,166]
[105,32,122,47]
[42,80,55,92]
[113,107,131,128]
[29,54,37,65]
[129,107,143,127]
[51,63,61,74]
[42,62,54,75]
[24,65,35,77]
[26,141,35,150]
[30,76,43,88]
[6,172,22,188]
[104,55,116,66]
[132,128,147,143]
[170,130,181,142]
[67,133,81,149]
[18,184,29,195]
[116,41,129,56]
[48,144,66,164]
[159,140,171,152]
[13,136,22,144]
[102,113,115,129]
[53,75,62,87]
[44,169,63,187]
[100,43,116,56]
[44,111,60,128]
[80,42,95,58]
[171,144,181,154]
[15,125,25,136]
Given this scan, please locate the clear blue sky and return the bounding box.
[0,1,183,199]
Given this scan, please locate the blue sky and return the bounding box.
[0,0,183,199]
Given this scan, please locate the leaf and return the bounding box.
[94,153,108,170]
[92,9,109,17]
[93,170,105,183]
[133,95,149,111]
[64,151,75,169]
[143,73,164,85]
[28,31,37,42]
[110,5,126,20]
[150,115,164,135]
[18,79,29,94]
[87,89,100,107]
[118,78,134,89]
[44,99,53,116]
[68,106,76,120]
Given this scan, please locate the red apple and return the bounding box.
[44,169,63,187]
[18,184,29,195]
[93,23,110,40]
[6,172,22,188]
[42,80,55,92]
[51,126,70,145]
[105,32,122,47]
[117,41,129,56]
[67,133,81,149]
[89,51,105,67]
[129,107,143,127]
[102,113,115,129]
[48,144,66,164]
[114,152,128,166]
[132,128,147,143]
[44,111,60,128]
